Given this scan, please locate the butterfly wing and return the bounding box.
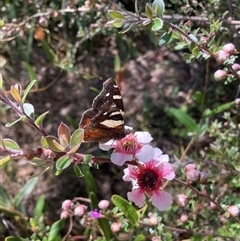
[79,78,126,143]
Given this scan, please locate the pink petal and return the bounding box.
[127,189,145,207]
[161,162,175,180]
[111,152,133,166]
[99,140,117,151]
[135,145,154,163]
[135,132,153,143]
[153,147,163,158]
[151,190,172,211]
[123,167,131,181]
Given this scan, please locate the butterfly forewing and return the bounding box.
[79,78,126,143]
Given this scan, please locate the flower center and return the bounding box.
[138,169,163,195]
[117,134,142,153]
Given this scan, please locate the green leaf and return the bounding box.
[48,219,65,241]
[45,136,65,152]
[0,186,11,207]
[166,107,198,132]
[70,129,83,149]
[5,237,26,241]
[111,195,139,227]
[112,18,124,28]
[3,139,20,150]
[22,62,38,83]
[152,0,165,17]
[84,171,96,193]
[14,177,38,208]
[203,101,235,117]
[0,155,11,166]
[23,103,34,119]
[134,234,146,241]
[22,79,38,103]
[159,31,172,46]
[151,18,163,31]
[34,111,49,126]
[56,155,71,171]
[5,116,25,127]
[33,194,45,218]
[145,3,153,20]
[109,10,126,19]
[41,40,55,62]
[74,164,84,177]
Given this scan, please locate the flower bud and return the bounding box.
[215,50,230,64]
[62,199,74,210]
[74,205,86,216]
[235,98,240,108]
[110,222,121,232]
[184,164,196,172]
[149,215,158,225]
[60,210,69,219]
[98,200,110,209]
[177,194,189,207]
[180,214,188,222]
[222,43,237,55]
[199,171,209,183]
[227,205,239,217]
[210,202,217,209]
[232,63,240,72]
[186,169,200,182]
[214,70,227,81]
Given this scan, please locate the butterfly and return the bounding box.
[79,78,128,143]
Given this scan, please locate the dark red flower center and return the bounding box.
[138,170,162,194]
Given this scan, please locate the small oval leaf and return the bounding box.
[151,18,163,31]
[56,155,71,171]
[111,195,139,226]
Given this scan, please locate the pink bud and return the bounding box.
[149,215,158,226]
[227,206,239,217]
[98,200,110,209]
[74,205,86,216]
[235,98,240,107]
[180,214,188,222]
[215,50,230,64]
[186,169,200,182]
[184,164,196,172]
[222,43,237,55]
[214,70,227,81]
[232,63,240,72]
[62,199,74,210]
[60,210,69,219]
[177,194,189,207]
[210,202,217,209]
[110,222,121,232]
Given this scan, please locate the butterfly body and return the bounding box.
[79,78,127,143]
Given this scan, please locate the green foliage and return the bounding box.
[1,0,240,240]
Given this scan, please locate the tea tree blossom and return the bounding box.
[123,151,175,211]
[100,132,154,166]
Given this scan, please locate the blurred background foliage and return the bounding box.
[0,0,240,240]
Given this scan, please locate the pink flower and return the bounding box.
[100,132,154,166]
[123,155,175,211]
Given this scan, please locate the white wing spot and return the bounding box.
[106,93,110,96]
[113,95,122,99]
[101,119,124,127]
